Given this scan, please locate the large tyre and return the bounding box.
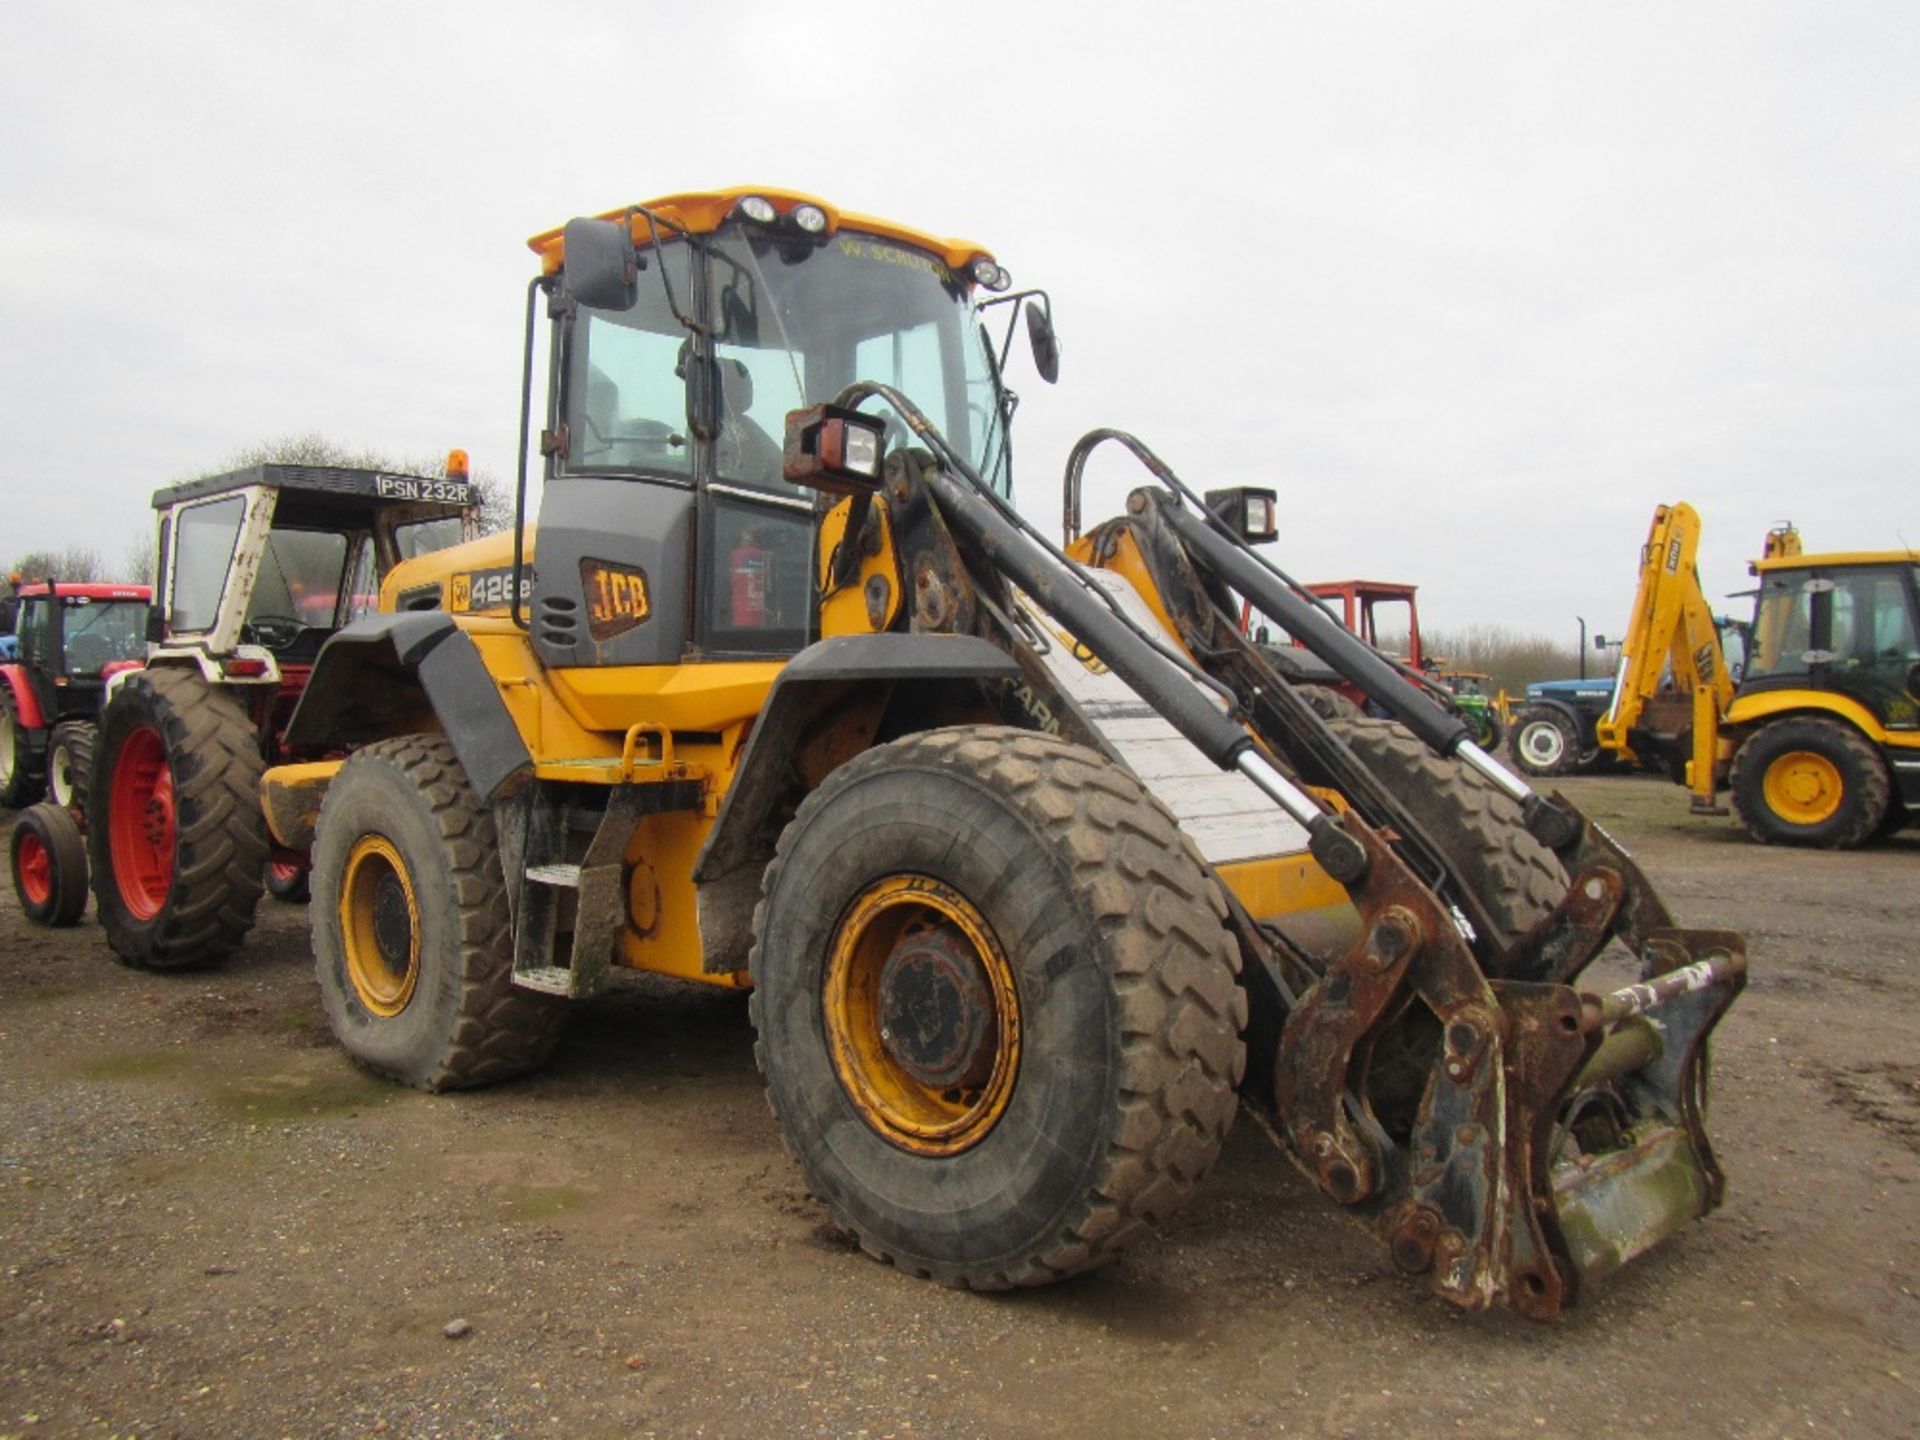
[751,725,1246,1290]
[46,720,95,822]
[1729,716,1891,849]
[10,802,88,927]
[1508,705,1580,778]
[88,667,268,970]
[1327,713,1567,951]
[310,735,565,1091]
[0,688,45,807]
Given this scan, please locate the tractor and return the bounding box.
[1,578,151,813]
[75,460,477,956]
[122,186,1742,1319]
[3,578,151,925]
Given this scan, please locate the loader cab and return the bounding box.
[1739,555,1920,728]
[531,190,1018,668]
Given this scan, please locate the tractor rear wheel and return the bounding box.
[1729,716,1890,849]
[1326,713,1567,952]
[751,725,1246,1289]
[47,721,96,821]
[0,689,44,807]
[88,667,269,970]
[1509,705,1579,777]
[10,803,88,926]
[310,736,565,1091]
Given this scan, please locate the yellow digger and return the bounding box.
[241,188,1744,1317]
[1595,502,1918,845]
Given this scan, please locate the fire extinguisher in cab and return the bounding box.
[731,532,769,627]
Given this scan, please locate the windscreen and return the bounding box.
[59,599,147,676]
[706,227,1007,495]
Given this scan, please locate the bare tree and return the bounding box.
[5,545,108,584]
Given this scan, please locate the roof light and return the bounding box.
[792,204,828,234]
[970,257,1011,292]
[444,448,470,481]
[738,195,777,224]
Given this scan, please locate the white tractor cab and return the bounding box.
[144,460,480,694]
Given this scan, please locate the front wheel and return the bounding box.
[265,855,311,903]
[10,803,88,926]
[1508,705,1579,777]
[47,721,96,821]
[1729,716,1891,848]
[310,736,565,1091]
[751,726,1246,1289]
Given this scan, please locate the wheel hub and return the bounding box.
[371,873,414,969]
[141,794,172,847]
[876,925,997,1091]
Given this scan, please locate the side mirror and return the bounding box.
[561,218,638,311]
[1025,302,1061,384]
[1594,635,1608,649]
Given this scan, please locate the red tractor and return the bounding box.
[4,580,151,928]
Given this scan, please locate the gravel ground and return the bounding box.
[1,773,1916,1439]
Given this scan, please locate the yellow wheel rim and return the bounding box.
[1762,749,1844,826]
[339,835,421,1016]
[823,875,1021,1156]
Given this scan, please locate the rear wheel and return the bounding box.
[0,690,45,807]
[751,725,1245,1289]
[1509,705,1579,778]
[10,802,88,926]
[310,736,565,1091]
[47,721,95,821]
[88,667,268,970]
[1729,716,1890,849]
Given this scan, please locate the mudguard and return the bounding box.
[691,633,1022,885]
[280,611,531,802]
[0,664,47,729]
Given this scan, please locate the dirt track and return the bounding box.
[2,774,1916,1439]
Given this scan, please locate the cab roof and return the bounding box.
[1751,549,1920,574]
[527,186,996,277]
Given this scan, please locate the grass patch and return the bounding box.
[74,1048,195,1081]
[213,1068,395,1125]
[500,1183,590,1222]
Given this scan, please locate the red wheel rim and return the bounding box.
[269,858,301,882]
[109,725,174,920]
[16,831,52,907]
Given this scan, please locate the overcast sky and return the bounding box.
[4,1,1915,644]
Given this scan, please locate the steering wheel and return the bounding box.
[242,614,304,649]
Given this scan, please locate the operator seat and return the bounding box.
[714,359,782,486]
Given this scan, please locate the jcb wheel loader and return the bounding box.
[259,188,1745,1318]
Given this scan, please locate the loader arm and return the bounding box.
[792,391,1746,1319]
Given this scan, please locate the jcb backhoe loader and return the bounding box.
[1596,502,1918,846]
[256,188,1745,1318]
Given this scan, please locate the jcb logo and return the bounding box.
[583,559,652,642]
[450,574,471,610]
[1052,627,1109,674]
[1665,539,1683,573]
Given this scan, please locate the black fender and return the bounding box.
[282,611,532,802]
[691,633,1023,885]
